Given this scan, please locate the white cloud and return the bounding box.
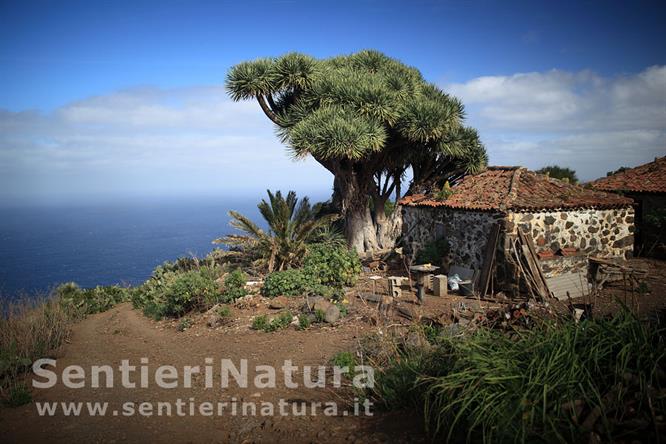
[2,68,664,202]
[444,66,666,180]
[0,86,331,201]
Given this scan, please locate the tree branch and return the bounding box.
[266,94,278,113]
[256,95,283,126]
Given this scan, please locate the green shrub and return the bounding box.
[415,237,449,266]
[251,314,269,331]
[3,382,32,407]
[314,309,326,323]
[303,243,361,288]
[260,244,360,299]
[267,311,293,331]
[161,269,220,317]
[252,311,293,332]
[331,351,356,369]
[216,305,232,317]
[176,318,193,332]
[304,282,344,300]
[261,269,309,297]
[297,314,311,330]
[142,301,166,320]
[56,283,129,316]
[221,269,247,302]
[335,302,348,317]
[134,266,221,318]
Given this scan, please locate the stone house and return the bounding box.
[400,166,635,283]
[591,156,666,257]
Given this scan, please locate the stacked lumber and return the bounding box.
[507,229,554,301]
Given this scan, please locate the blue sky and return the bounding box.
[1,0,665,202]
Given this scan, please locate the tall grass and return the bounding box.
[367,311,665,443]
[1,283,130,406]
[0,296,71,405]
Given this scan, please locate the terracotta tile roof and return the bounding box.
[400,166,633,212]
[590,156,666,194]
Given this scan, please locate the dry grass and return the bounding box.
[0,296,72,405]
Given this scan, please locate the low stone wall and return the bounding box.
[402,207,503,270]
[505,207,634,259]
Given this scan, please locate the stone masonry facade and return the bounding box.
[505,208,635,259]
[402,207,503,270]
[402,206,635,278]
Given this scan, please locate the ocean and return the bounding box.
[0,195,285,298]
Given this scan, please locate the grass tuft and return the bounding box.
[0,296,71,406]
[365,310,665,443]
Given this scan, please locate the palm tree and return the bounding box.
[214,190,336,272]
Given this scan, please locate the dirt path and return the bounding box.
[0,303,424,443]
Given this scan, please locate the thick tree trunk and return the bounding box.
[346,204,380,253]
[374,199,402,250]
[335,168,402,255]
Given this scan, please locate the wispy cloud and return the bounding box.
[0,86,330,201]
[2,67,664,202]
[444,66,666,179]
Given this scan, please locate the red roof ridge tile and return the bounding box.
[400,166,633,212]
[502,167,524,210]
[590,155,666,194]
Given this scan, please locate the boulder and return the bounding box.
[324,305,341,324]
[269,296,288,309]
[304,295,325,311]
[313,298,333,313]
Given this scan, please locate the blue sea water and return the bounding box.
[0,196,274,298]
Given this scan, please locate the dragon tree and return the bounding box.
[226,50,487,254]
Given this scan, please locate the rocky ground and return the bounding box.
[1,258,664,443]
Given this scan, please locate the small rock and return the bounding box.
[206,314,223,328]
[235,294,259,309]
[269,296,288,309]
[205,304,227,328]
[324,305,340,323]
[313,298,333,313]
[304,295,325,310]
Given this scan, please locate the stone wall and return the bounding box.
[403,205,634,284]
[401,207,503,270]
[505,207,635,259]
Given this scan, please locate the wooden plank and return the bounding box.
[518,230,553,299]
[521,245,548,300]
[521,231,550,286]
[478,223,501,297]
[546,272,590,301]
